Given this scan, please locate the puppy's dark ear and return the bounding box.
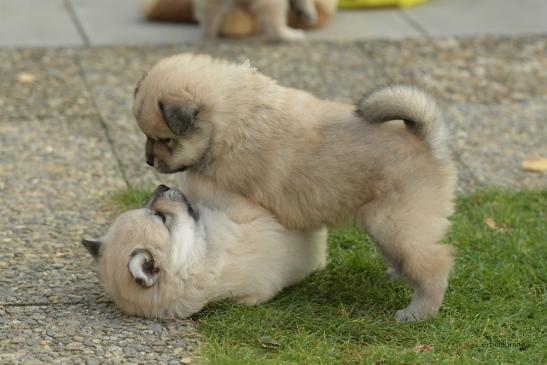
[128,249,160,288]
[158,100,199,136]
[81,239,101,259]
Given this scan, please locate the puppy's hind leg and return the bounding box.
[358,193,454,322]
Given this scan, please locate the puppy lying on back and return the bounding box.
[133,54,458,322]
[82,182,326,318]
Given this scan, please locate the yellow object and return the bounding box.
[338,0,429,8]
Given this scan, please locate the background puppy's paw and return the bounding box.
[279,27,306,41]
[294,5,317,23]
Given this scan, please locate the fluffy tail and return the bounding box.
[357,85,448,160]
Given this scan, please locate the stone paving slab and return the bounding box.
[404,0,547,37]
[79,38,547,193]
[0,112,199,362]
[0,0,83,48]
[0,48,95,119]
[445,101,547,190]
[362,37,547,104]
[70,0,201,46]
[0,305,198,364]
[307,9,421,40]
[0,116,125,304]
[2,0,547,48]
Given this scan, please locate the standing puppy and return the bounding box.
[193,0,312,40]
[133,54,457,322]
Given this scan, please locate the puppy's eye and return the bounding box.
[154,211,166,223]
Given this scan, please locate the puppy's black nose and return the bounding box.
[145,156,154,167]
[156,184,170,193]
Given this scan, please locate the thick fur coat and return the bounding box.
[133,54,457,321]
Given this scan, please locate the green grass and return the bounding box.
[113,188,547,364]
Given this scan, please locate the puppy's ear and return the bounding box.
[128,249,160,288]
[158,100,199,136]
[81,239,101,259]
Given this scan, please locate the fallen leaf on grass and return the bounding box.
[521,157,547,172]
[412,344,433,352]
[484,217,498,229]
[259,335,280,349]
[484,217,507,231]
[17,72,38,83]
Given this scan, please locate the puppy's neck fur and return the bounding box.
[169,209,207,277]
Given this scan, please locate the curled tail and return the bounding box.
[357,85,448,160]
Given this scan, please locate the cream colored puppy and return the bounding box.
[82,183,327,318]
[133,54,457,322]
[193,0,309,40]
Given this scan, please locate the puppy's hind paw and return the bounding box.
[385,267,401,281]
[395,309,421,323]
[236,295,268,306]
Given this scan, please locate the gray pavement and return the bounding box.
[1,0,547,47]
[1,1,547,363]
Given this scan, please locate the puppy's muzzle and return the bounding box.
[144,185,199,221]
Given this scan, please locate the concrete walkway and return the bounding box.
[1,0,547,47]
[0,2,546,364]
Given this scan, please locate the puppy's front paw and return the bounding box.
[236,295,263,306]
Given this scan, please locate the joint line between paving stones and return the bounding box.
[65,0,91,47]
[0,301,88,307]
[399,10,430,38]
[72,55,131,188]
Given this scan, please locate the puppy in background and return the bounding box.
[193,0,316,40]
[82,182,327,318]
[133,54,458,322]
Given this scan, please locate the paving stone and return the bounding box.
[78,38,547,193]
[0,0,83,47]
[404,0,547,37]
[0,48,95,119]
[445,101,547,190]
[363,36,547,104]
[0,305,198,364]
[308,9,421,40]
[70,0,200,46]
[0,116,125,305]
